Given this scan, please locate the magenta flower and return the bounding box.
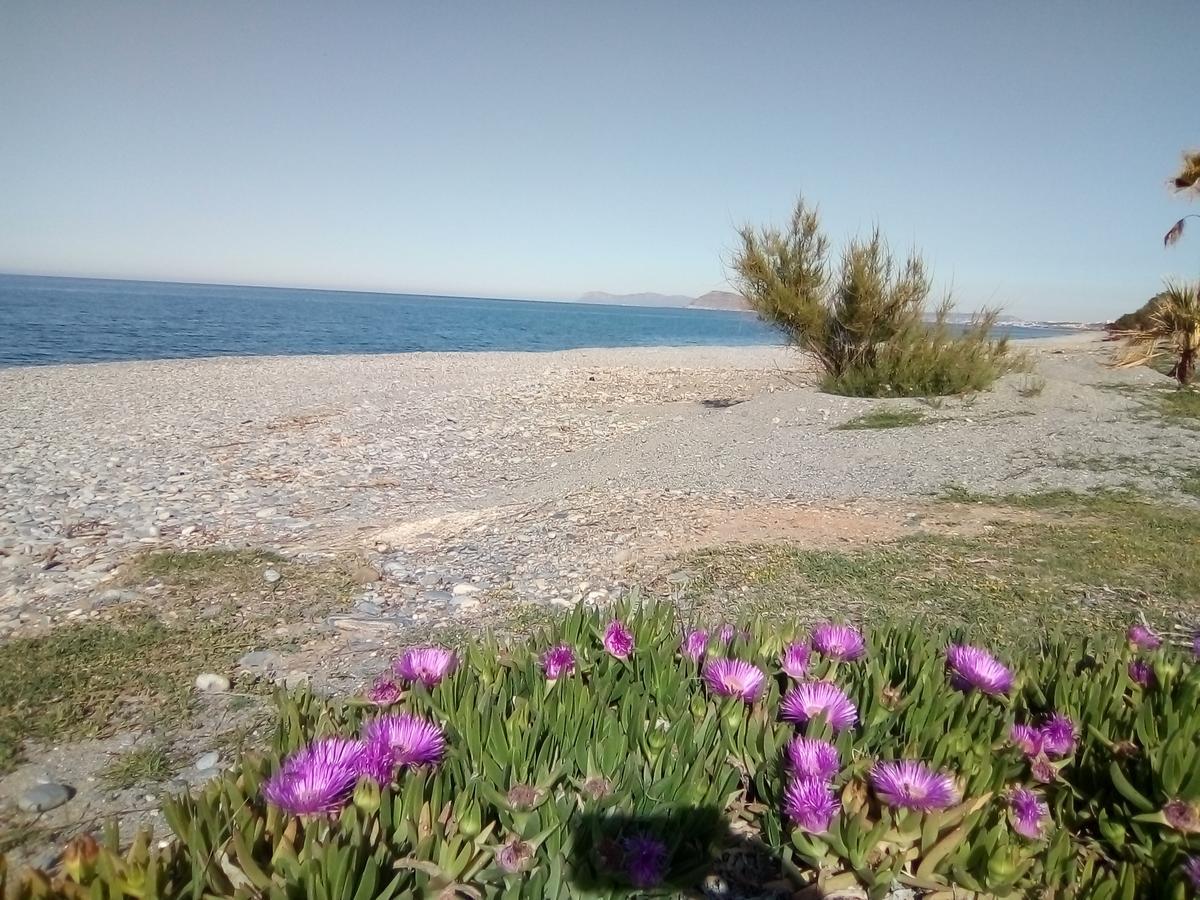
[869,760,958,812]
[783,777,840,832]
[1031,757,1057,784]
[681,629,709,661]
[1128,659,1155,688]
[810,624,866,661]
[718,623,749,644]
[1039,713,1077,758]
[1010,787,1050,839]
[780,681,858,731]
[1194,634,1200,660]
[945,644,1014,696]
[702,658,765,703]
[366,677,402,706]
[1183,855,1200,889]
[622,834,667,888]
[394,646,458,688]
[363,713,446,767]
[602,620,634,659]
[785,736,840,782]
[262,737,367,815]
[1127,623,1162,650]
[541,644,576,680]
[780,643,810,678]
[1011,724,1043,758]
[357,739,396,784]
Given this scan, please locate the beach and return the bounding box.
[0,332,1184,635]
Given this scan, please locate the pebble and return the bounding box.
[17,782,73,812]
[263,567,281,584]
[194,672,231,692]
[194,751,220,770]
[452,583,480,596]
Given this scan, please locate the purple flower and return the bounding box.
[1128,659,1155,688]
[602,620,634,659]
[1031,757,1057,784]
[1009,787,1050,839]
[1183,855,1200,889]
[718,623,749,644]
[622,834,668,888]
[393,646,458,688]
[945,644,1014,696]
[357,739,396,784]
[780,643,810,678]
[497,837,533,873]
[363,713,446,767]
[869,760,958,812]
[262,737,366,815]
[1163,799,1200,834]
[780,681,858,731]
[785,736,840,782]
[702,658,765,703]
[1194,634,1200,660]
[1127,623,1162,650]
[1011,724,1043,758]
[681,629,709,661]
[366,677,402,706]
[783,777,840,832]
[810,624,865,661]
[1039,713,1077,758]
[541,644,576,680]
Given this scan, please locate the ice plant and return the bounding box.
[541,644,577,680]
[1011,724,1043,758]
[366,677,402,706]
[497,837,533,874]
[1031,757,1057,784]
[780,681,858,731]
[945,643,1014,696]
[1163,799,1200,834]
[622,834,668,888]
[870,760,958,812]
[1039,713,1077,758]
[780,642,810,678]
[602,620,634,659]
[358,739,396,784]
[785,736,840,782]
[681,629,709,661]
[783,777,840,832]
[718,623,749,644]
[810,623,866,661]
[262,737,367,816]
[394,646,458,688]
[1183,855,1200,889]
[1128,659,1155,688]
[1009,787,1050,839]
[1127,623,1162,650]
[363,713,446,767]
[702,658,765,702]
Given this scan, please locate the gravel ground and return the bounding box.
[1,333,1195,867]
[1,335,1193,635]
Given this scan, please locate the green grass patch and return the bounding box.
[677,490,1200,651]
[1179,468,1200,498]
[1159,388,1200,427]
[835,407,928,430]
[100,745,174,789]
[0,615,250,775]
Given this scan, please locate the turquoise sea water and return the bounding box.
[0,274,1074,367]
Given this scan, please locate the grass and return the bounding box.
[1016,376,1046,398]
[0,548,356,776]
[100,745,174,789]
[1159,388,1200,427]
[1179,468,1200,498]
[835,407,928,430]
[674,490,1200,651]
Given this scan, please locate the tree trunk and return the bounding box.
[1177,346,1196,386]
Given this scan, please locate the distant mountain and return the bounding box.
[690,290,750,311]
[578,290,751,311]
[579,291,692,308]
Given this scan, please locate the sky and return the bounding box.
[1,2,1196,320]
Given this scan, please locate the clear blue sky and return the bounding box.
[2,2,1196,319]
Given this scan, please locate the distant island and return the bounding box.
[579,290,751,311]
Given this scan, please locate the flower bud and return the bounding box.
[457,801,483,838]
[690,694,708,720]
[353,778,380,814]
[721,702,744,731]
[62,833,100,882]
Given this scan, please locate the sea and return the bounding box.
[0,274,1076,367]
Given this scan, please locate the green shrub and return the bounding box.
[732,198,1016,397]
[3,603,1198,898]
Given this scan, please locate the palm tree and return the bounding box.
[1164,150,1200,246]
[1114,281,1200,386]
